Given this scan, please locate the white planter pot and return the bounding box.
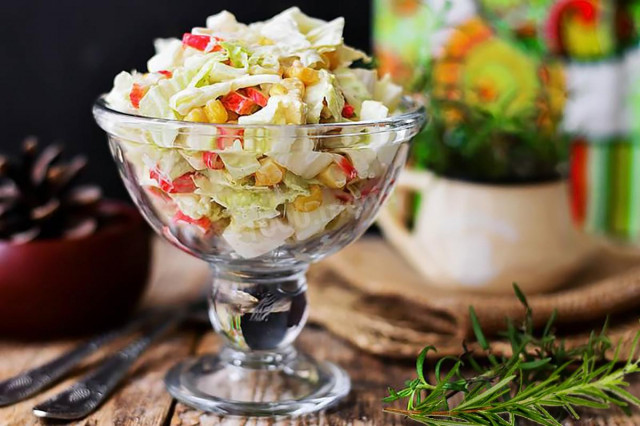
[378,169,594,294]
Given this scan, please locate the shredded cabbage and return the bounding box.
[222,219,294,258]
[170,74,281,114]
[335,68,374,114]
[147,38,184,72]
[104,8,411,259]
[286,190,345,240]
[374,74,403,112]
[171,193,227,221]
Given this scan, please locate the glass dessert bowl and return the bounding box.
[93,96,424,416]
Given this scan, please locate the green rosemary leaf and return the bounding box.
[562,395,610,409]
[520,358,552,370]
[434,356,459,383]
[605,385,640,407]
[512,283,528,308]
[626,333,640,367]
[417,346,436,386]
[562,400,581,420]
[384,287,640,426]
[442,380,468,392]
[457,375,516,410]
[543,309,557,338]
[382,387,399,403]
[469,306,488,350]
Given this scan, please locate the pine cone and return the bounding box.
[0,137,104,243]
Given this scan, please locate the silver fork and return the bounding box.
[0,312,156,407]
[32,299,206,420]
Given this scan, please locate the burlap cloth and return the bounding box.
[308,238,640,361]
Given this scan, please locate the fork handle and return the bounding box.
[0,313,153,407]
[32,309,185,420]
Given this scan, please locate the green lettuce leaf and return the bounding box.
[220,41,249,68]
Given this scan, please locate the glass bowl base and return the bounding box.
[165,351,350,417]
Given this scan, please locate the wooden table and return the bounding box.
[0,240,638,425]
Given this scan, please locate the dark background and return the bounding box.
[0,0,373,199]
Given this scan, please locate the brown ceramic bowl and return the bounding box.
[0,201,151,339]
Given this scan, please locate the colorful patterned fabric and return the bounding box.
[570,139,640,242]
[374,0,640,79]
[374,0,640,245]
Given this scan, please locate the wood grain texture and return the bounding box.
[0,331,198,426]
[0,239,638,425]
[168,328,640,426]
[170,327,414,426]
[0,239,204,426]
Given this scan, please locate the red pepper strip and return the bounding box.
[221,91,258,115]
[173,211,212,231]
[342,104,355,119]
[149,169,197,193]
[203,151,225,169]
[182,33,223,52]
[158,70,173,78]
[336,156,358,181]
[146,186,172,202]
[241,87,268,107]
[217,127,244,150]
[129,83,147,109]
[171,173,198,193]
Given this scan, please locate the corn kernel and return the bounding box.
[203,99,228,123]
[284,62,320,86]
[269,83,289,96]
[255,158,285,186]
[184,107,208,123]
[317,163,347,189]
[281,78,306,97]
[293,185,323,212]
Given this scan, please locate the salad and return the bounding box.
[104,8,405,258]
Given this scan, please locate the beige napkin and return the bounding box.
[308,238,640,360]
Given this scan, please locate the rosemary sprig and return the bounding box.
[384,284,640,425]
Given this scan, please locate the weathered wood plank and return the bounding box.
[169,326,415,426]
[0,340,77,425]
[0,331,198,426]
[1,239,638,425]
[0,239,207,426]
[169,325,640,426]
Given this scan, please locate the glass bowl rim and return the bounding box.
[92,95,426,132]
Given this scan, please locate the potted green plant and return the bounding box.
[0,139,151,338]
[377,15,593,294]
